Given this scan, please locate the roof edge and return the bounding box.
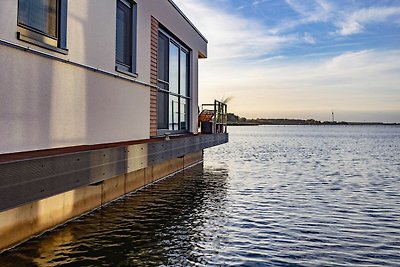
[167,0,208,44]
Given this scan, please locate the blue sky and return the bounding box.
[174,0,400,122]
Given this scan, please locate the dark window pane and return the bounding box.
[157,81,168,91]
[116,0,132,67]
[157,32,169,82]
[18,0,58,38]
[180,98,188,130]
[58,0,68,49]
[157,91,169,129]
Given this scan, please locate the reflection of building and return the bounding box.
[0,0,227,252]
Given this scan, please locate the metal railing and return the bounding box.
[200,100,228,134]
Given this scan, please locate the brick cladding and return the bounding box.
[150,16,158,137]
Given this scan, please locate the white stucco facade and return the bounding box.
[0,0,208,154]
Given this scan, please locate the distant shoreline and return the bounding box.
[227,113,399,126]
[227,122,400,126]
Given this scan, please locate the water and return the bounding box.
[1,125,400,266]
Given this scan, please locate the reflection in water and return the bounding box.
[0,163,229,266]
[1,126,400,266]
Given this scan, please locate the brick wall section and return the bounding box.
[150,16,158,137]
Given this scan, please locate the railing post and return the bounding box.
[224,103,227,133]
[219,102,222,133]
[217,101,220,133]
[213,100,217,134]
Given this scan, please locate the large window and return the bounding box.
[17,0,68,53]
[116,0,137,75]
[157,30,190,133]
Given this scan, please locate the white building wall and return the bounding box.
[0,0,207,154]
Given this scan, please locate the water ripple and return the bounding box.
[1,126,400,266]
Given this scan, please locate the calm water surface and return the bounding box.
[1,126,400,266]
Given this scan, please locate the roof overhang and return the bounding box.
[168,0,208,44]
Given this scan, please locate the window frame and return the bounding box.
[157,28,191,135]
[17,0,68,54]
[115,0,138,76]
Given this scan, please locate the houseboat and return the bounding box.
[0,0,228,252]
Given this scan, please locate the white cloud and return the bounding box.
[251,55,287,63]
[303,32,316,44]
[338,6,400,36]
[285,0,332,22]
[172,0,400,122]
[252,0,269,6]
[266,0,333,34]
[274,2,400,38]
[173,0,297,60]
[199,49,400,121]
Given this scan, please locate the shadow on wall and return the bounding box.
[0,43,58,252]
[0,46,55,153]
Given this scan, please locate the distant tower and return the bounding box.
[331,111,335,123]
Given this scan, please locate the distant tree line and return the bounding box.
[226,113,397,126]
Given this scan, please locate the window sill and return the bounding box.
[115,65,138,78]
[17,32,68,55]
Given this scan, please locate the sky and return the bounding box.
[173,0,400,122]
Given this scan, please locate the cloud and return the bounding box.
[199,49,400,120]
[252,0,269,6]
[272,2,400,38]
[266,0,333,34]
[303,32,316,44]
[338,6,400,36]
[173,0,298,60]
[251,55,287,63]
[172,0,400,122]
[285,0,332,22]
